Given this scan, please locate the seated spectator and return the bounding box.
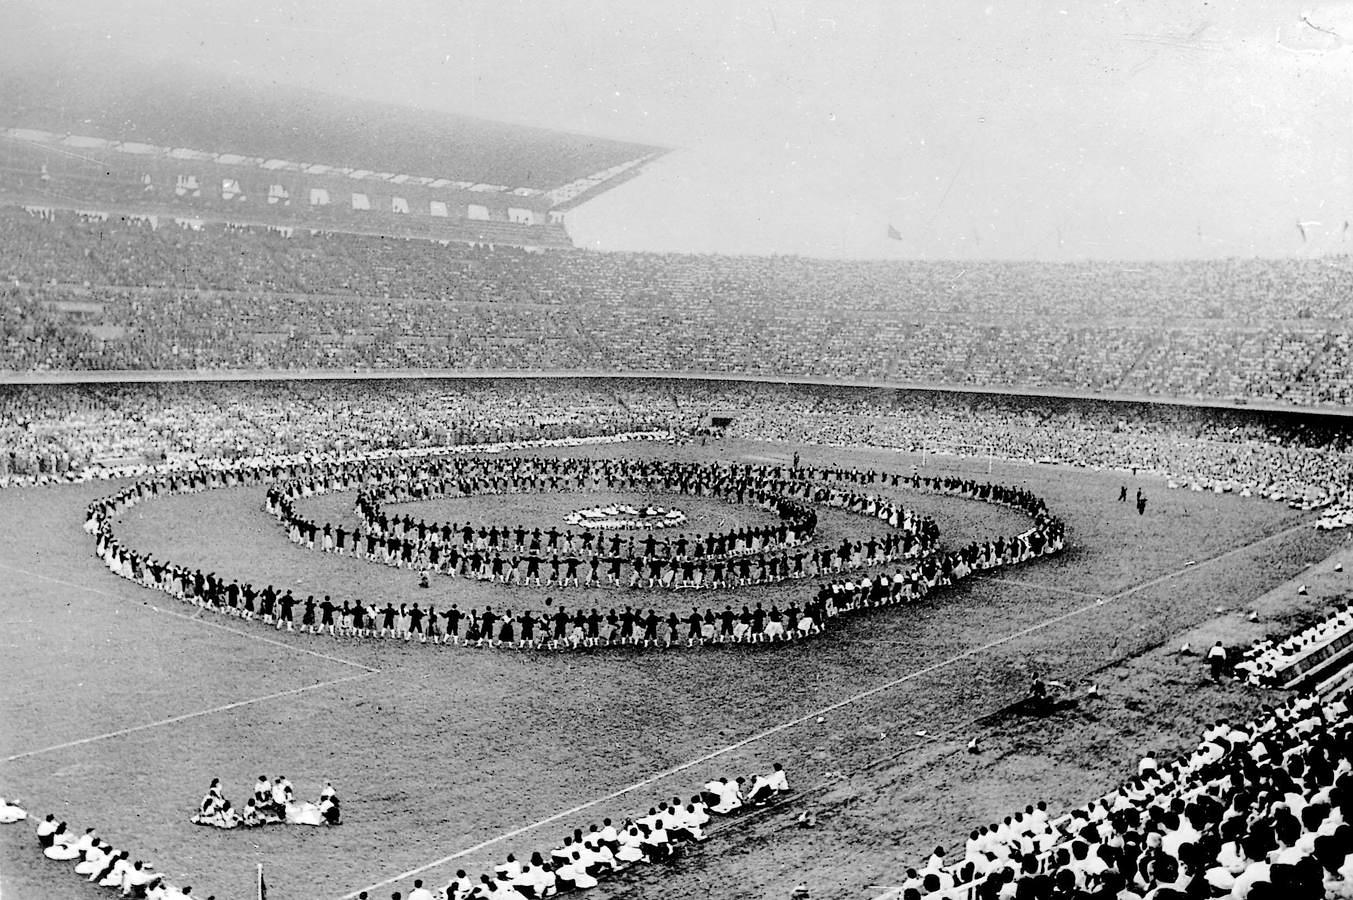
[0,797,26,824]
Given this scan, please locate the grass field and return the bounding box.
[1,438,1348,900]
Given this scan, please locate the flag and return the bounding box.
[258,862,267,900]
[886,223,902,241]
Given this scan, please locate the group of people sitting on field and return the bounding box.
[370,766,789,900]
[878,690,1353,900]
[29,811,206,899]
[190,776,340,829]
[0,795,26,824]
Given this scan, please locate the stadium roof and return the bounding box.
[0,64,667,193]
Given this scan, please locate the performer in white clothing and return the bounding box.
[0,797,26,824]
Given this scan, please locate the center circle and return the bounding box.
[564,503,688,530]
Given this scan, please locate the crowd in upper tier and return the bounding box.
[3,208,1352,406]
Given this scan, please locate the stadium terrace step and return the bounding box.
[1289,638,1353,692]
[1277,627,1353,687]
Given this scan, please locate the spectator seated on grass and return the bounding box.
[189,779,239,830]
[435,771,786,899]
[746,763,791,805]
[194,776,338,830]
[0,796,27,823]
[701,776,746,814]
[27,810,206,899]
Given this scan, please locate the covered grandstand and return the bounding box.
[0,63,666,247]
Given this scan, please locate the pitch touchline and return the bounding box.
[4,671,376,763]
[341,605,1101,898]
[0,561,378,674]
[974,575,1105,599]
[340,517,1315,899]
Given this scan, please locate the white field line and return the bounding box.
[4,671,375,763]
[972,575,1106,599]
[0,561,378,673]
[340,519,1314,899]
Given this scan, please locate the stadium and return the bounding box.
[3,4,1353,900]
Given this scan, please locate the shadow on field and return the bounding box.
[978,695,1081,725]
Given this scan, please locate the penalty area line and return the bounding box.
[340,518,1316,899]
[4,671,375,763]
[0,561,379,674]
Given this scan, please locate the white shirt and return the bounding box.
[1230,861,1271,900]
[590,843,616,869]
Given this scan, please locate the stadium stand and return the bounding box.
[6,380,1349,519]
[873,690,1353,900]
[1,63,661,194]
[1,209,1351,410]
[0,63,665,252]
[1237,606,1353,691]
[1317,504,1353,531]
[5,53,1353,900]
[0,380,671,482]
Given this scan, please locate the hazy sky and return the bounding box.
[4,0,1352,259]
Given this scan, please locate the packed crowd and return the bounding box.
[877,689,1353,900]
[1317,505,1353,532]
[263,457,946,591]
[3,207,1352,405]
[5,380,1352,517]
[30,811,205,899]
[85,449,1065,650]
[709,384,1353,508]
[0,379,672,484]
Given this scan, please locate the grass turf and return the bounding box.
[0,438,1345,900]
